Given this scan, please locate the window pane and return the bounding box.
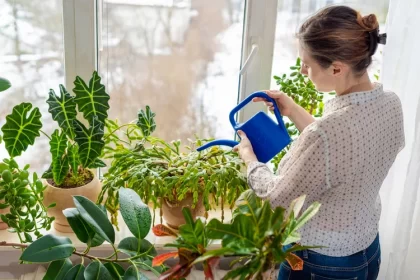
[271,0,389,91]
[0,0,65,174]
[99,0,245,143]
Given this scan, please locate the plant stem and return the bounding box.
[104,123,138,141]
[39,130,51,140]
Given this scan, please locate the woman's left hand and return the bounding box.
[233,130,258,165]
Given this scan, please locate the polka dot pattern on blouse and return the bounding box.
[247,83,405,257]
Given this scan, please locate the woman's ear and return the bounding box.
[330,61,348,77]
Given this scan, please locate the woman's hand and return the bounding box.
[253,90,297,117]
[233,130,258,165]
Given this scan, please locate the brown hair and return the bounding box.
[297,5,380,76]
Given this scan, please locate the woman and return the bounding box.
[233,5,405,280]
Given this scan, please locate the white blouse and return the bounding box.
[247,83,405,256]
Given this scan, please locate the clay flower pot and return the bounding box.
[161,193,205,229]
[43,172,101,233]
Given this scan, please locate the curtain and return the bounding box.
[379,0,420,278]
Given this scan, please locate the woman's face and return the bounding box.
[298,43,337,92]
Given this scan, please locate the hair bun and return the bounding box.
[360,14,379,31]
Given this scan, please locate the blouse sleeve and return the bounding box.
[246,125,328,208]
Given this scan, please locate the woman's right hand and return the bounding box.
[253,90,297,117]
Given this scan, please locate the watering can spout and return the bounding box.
[196,139,239,152]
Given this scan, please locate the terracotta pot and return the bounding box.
[161,193,205,229]
[0,200,9,230]
[43,173,101,233]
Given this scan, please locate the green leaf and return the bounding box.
[0,77,11,92]
[63,208,94,244]
[293,201,321,232]
[119,188,152,239]
[104,263,124,280]
[73,71,110,125]
[288,194,306,217]
[20,234,74,262]
[118,237,157,269]
[84,261,113,280]
[47,85,77,138]
[283,231,301,246]
[193,247,234,264]
[42,165,53,179]
[270,207,285,233]
[50,130,69,185]
[91,233,106,247]
[64,264,85,280]
[256,200,272,237]
[1,102,42,157]
[136,106,156,137]
[124,266,148,280]
[73,196,115,244]
[73,117,105,168]
[233,189,261,222]
[44,259,73,280]
[89,158,106,168]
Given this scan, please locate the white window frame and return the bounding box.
[62,0,278,127]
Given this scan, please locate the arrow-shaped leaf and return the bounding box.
[136,105,156,137]
[50,129,69,185]
[73,71,110,125]
[1,102,42,157]
[47,85,77,138]
[20,234,74,262]
[73,117,105,168]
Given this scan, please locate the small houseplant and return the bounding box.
[0,71,111,232]
[271,58,330,171]
[98,106,248,229]
[0,188,164,279]
[152,190,321,280]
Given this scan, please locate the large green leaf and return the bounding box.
[64,264,85,280]
[178,208,205,247]
[73,196,115,244]
[50,129,69,185]
[73,71,110,125]
[256,200,272,237]
[136,106,156,137]
[63,208,94,244]
[47,85,77,138]
[233,189,261,222]
[43,259,73,280]
[104,263,125,280]
[73,118,105,168]
[124,266,148,280]
[119,188,152,239]
[20,234,74,262]
[0,77,11,92]
[118,237,156,264]
[84,261,113,280]
[1,103,42,157]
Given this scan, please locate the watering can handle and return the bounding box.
[229,91,287,132]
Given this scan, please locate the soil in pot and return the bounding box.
[161,193,205,229]
[43,170,101,233]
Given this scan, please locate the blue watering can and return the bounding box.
[197,91,291,163]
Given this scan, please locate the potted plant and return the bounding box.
[0,71,111,232]
[0,188,164,279]
[152,190,321,280]
[271,58,330,171]
[98,106,248,229]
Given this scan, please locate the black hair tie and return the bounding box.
[369,29,387,56]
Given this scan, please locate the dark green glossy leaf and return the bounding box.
[136,105,156,137]
[43,259,72,280]
[73,117,105,168]
[64,264,85,280]
[20,234,74,262]
[73,196,115,244]
[117,237,156,264]
[1,102,42,157]
[50,129,69,185]
[104,263,124,280]
[63,208,94,244]
[68,143,79,176]
[47,85,77,138]
[84,261,113,280]
[73,71,110,125]
[119,188,152,239]
[0,77,11,92]
[256,200,272,237]
[124,266,148,280]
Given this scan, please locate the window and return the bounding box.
[98,0,246,142]
[0,0,65,174]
